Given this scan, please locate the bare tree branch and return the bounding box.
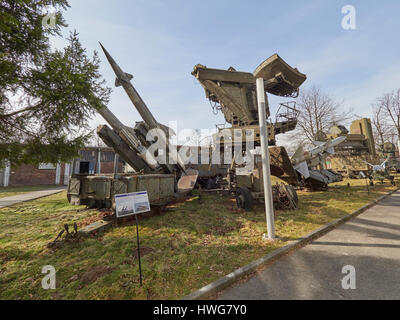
[288,86,353,146]
[376,88,400,152]
[371,103,390,148]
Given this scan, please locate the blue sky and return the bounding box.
[52,0,400,145]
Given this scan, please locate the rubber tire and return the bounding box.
[206,178,216,190]
[236,187,253,211]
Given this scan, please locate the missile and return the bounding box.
[99,42,187,174]
[291,136,346,166]
[99,42,158,129]
[291,135,346,178]
[95,104,160,170]
[96,124,152,173]
[362,159,388,172]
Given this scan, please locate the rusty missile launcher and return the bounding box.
[67,44,198,209]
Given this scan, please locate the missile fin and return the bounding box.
[327,147,334,155]
[291,145,304,161]
[294,161,310,179]
[115,73,134,87]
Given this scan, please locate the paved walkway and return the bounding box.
[0,187,67,208]
[219,190,400,300]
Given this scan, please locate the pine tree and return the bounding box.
[0,0,111,165]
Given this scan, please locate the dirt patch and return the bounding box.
[205,222,243,236]
[223,198,242,213]
[114,206,169,227]
[165,195,199,209]
[302,201,325,208]
[80,265,115,285]
[132,246,154,259]
[79,210,114,228]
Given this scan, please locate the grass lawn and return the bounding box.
[0,177,398,300]
[0,185,60,199]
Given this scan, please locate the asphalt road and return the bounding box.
[219,190,400,300]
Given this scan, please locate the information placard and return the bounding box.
[115,191,150,218]
[114,191,150,287]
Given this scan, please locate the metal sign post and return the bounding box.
[135,214,143,287]
[360,171,370,195]
[115,191,151,287]
[255,78,275,240]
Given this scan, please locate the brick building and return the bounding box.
[0,147,123,187]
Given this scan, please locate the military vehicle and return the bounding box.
[325,118,381,178]
[378,142,400,173]
[234,150,299,211]
[291,136,345,189]
[363,159,395,185]
[67,44,198,209]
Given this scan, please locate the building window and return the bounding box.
[38,163,56,170]
[101,151,115,162]
[79,150,97,161]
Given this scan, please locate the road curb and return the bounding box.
[181,187,399,300]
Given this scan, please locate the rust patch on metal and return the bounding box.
[177,169,199,193]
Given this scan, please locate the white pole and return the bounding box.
[256,78,275,240]
[64,163,71,185]
[113,153,119,179]
[55,163,61,185]
[3,160,10,187]
[97,148,102,174]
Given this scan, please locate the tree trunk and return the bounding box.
[397,130,400,158]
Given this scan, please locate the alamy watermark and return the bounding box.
[42,7,57,29]
[140,125,256,172]
[341,5,356,30]
[341,265,356,290]
[41,265,56,290]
